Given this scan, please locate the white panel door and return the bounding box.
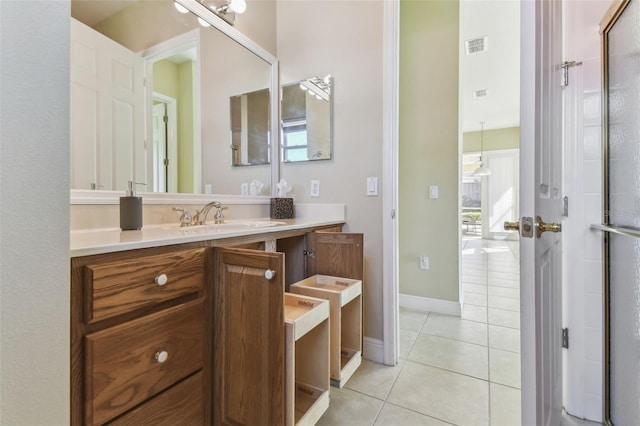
[70,18,145,191]
[520,0,564,424]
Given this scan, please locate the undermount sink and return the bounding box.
[161,220,286,231]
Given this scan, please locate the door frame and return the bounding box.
[381,0,548,424]
[151,93,178,193]
[142,29,201,193]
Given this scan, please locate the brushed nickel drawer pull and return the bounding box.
[155,274,168,286]
[155,350,169,363]
[264,269,276,280]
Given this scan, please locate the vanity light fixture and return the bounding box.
[298,75,332,102]
[474,121,492,176]
[174,2,190,13]
[177,0,247,26]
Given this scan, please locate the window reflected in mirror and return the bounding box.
[281,75,333,162]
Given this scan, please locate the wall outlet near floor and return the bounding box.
[419,256,429,270]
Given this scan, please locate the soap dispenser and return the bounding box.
[120,181,143,231]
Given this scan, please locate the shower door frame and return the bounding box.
[599,0,635,423]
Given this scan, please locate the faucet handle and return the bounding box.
[172,207,193,227]
[213,205,226,224]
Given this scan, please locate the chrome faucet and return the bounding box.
[193,201,226,225]
[172,207,193,227]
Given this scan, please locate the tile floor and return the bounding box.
[316,238,601,425]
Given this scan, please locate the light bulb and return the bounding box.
[197,17,211,27]
[229,0,247,14]
[174,2,189,13]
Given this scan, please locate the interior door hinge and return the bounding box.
[163,158,169,167]
[562,327,569,349]
[391,209,396,219]
[561,60,583,86]
[163,115,168,123]
[563,196,569,217]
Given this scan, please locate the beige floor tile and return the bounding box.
[345,359,404,401]
[488,295,520,312]
[488,308,520,329]
[488,325,521,353]
[399,329,419,359]
[317,386,384,426]
[400,308,428,332]
[489,348,521,389]
[465,291,488,307]
[490,383,521,425]
[462,303,488,323]
[488,285,520,299]
[387,361,489,426]
[464,283,488,295]
[422,313,488,346]
[409,334,489,380]
[374,403,450,426]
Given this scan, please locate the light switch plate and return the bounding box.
[429,185,439,199]
[310,180,320,197]
[367,177,378,196]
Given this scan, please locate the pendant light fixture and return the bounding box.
[474,121,492,176]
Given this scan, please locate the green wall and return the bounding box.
[399,0,460,302]
[153,59,196,193]
[463,126,520,152]
[177,61,195,193]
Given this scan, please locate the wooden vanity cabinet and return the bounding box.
[71,244,211,425]
[214,228,363,425]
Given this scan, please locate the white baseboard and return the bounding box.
[399,293,462,316]
[363,337,384,364]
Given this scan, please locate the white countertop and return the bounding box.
[71,216,345,257]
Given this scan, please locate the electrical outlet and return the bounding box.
[310,180,320,197]
[367,177,378,196]
[419,256,429,270]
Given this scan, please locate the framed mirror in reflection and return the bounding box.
[281,75,333,162]
[70,0,274,195]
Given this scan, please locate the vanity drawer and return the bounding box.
[108,372,205,426]
[85,299,204,425]
[85,248,205,323]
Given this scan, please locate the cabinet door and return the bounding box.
[214,248,285,425]
[306,232,364,280]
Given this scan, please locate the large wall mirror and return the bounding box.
[70,0,278,196]
[281,75,333,162]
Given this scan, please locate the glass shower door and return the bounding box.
[598,0,640,423]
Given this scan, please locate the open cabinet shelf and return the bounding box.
[290,275,363,388]
[284,293,330,426]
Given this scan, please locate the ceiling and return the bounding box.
[461,0,521,133]
[71,0,520,133]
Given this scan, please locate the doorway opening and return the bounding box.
[143,30,200,193]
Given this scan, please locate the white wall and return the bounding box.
[0,1,71,423]
[277,0,385,341]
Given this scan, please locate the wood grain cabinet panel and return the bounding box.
[85,299,204,425]
[85,248,205,323]
[214,248,285,426]
[108,372,205,426]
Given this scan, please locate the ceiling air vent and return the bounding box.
[465,36,488,55]
[473,89,489,98]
